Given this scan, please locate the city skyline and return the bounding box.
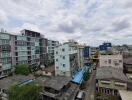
[0,0,132,46]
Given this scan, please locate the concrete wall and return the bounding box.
[77,47,84,69]
[98,80,127,90]
[55,44,71,76]
[55,43,78,77]
[0,33,12,77]
[99,54,123,69]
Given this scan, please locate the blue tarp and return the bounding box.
[71,70,84,84]
[71,66,89,84]
[18,79,33,87]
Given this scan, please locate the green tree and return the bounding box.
[15,64,30,75]
[8,83,40,100]
[83,71,89,81]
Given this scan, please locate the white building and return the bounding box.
[54,42,84,77]
[99,54,123,70]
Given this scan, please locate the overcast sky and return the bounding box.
[0,0,132,46]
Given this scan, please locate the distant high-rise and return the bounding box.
[99,42,112,52]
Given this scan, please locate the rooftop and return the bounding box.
[0,75,34,90]
[96,67,128,82]
[71,66,88,84]
[119,90,132,100]
[44,76,71,91]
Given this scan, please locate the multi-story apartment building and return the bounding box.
[77,45,84,69]
[12,35,28,66]
[55,41,84,77]
[0,29,49,77]
[47,40,59,64]
[17,29,41,70]
[40,38,48,67]
[99,54,123,70]
[0,32,12,78]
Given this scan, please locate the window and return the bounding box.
[56,51,58,54]
[56,59,58,61]
[56,66,59,69]
[108,59,111,64]
[119,60,122,63]
[63,64,65,67]
[104,60,107,64]
[63,56,65,59]
[62,48,65,51]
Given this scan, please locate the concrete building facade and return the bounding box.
[40,38,48,67]
[77,45,84,69]
[47,40,59,64]
[19,29,41,70]
[96,67,129,99]
[99,54,123,70]
[0,29,51,77]
[0,32,12,78]
[55,42,84,77]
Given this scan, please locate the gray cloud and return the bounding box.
[0,10,8,24]
[57,23,75,33]
[0,0,132,46]
[111,20,130,32]
[124,1,132,8]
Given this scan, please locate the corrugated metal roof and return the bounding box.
[71,66,89,84]
[96,67,128,82]
[71,70,83,84]
[44,76,71,91]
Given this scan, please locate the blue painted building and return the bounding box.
[99,42,112,51]
[83,46,90,58]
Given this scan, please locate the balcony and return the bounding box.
[69,50,77,54]
[100,80,111,84]
[0,45,11,51]
[115,82,126,87]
